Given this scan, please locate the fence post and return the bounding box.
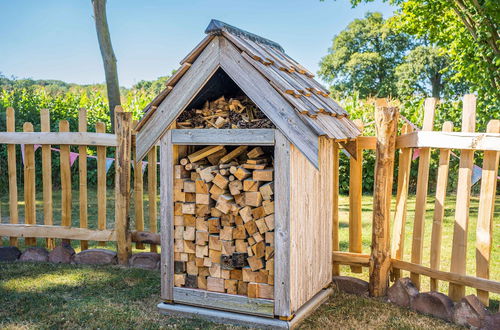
[115,106,132,265]
[369,105,398,297]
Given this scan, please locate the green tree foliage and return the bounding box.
[318,12,413,98]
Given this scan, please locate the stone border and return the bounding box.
[0,246,160,270]
[333,275,499,329]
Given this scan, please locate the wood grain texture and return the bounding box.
[0,224,116,241]
[449,94,476,301]
[0,132,117,146]
[173,287,274,317]
[96,122,107,246]
[133,124,145,250]
[6,108,19,246]
[349,120,363,273]
[59,120,72,245]
[219,36,319,168]
[78,108,88,250]
[136,37,220,160]
[289,137,333,312]
[114,108,132,265]
[370,106,398,297]
[391,124,414,281]
[475,119,499,306]
[429,121,454,291]
[160,130,174,300]
[332,142,340,276]
[148,146,158,252]
[171,129,275,145]
[274,129,291,317]
[40,109,55,249]
[410,98,436,289]
[23,122,37,246]
[396,131,500,151]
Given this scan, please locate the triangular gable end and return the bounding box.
[136,35,320,167]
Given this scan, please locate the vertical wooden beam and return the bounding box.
[59,120,72,245]
[160,130,174,300]
[96,121,107,246]
[274,129,291,317]
[475,119,499,306]
[390,123,414,281]
[148,146,158,252]
[6,107,18,247]
[349,120,364,273]
[429,121,454,291]
[114,106,132,265]
[40,109,55,249]
[449,94,476,301]
[133,121,145,250]
[78,108,89,251]
[410,98,436,289]
[23,122,37,246]
[369,106,398,297]
[332,141,340,276]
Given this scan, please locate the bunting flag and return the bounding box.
[471,165,483,186]
[20,144,42,164]
[105,158,114,173]
[69,152,79,166]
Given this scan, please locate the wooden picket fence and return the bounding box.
[0,106,160,264]
[332,95,500,307]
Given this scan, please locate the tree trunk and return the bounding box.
[92,0,120,132]
[430,73,442,99]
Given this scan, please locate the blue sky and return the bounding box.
[0,0,395,87]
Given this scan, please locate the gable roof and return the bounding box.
[135,20,360,167]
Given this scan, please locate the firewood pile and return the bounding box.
[176,96,274,129]
[173,145,275,299]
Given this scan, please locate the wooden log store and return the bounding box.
[135,20,360,328]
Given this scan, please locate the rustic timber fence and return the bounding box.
[332,95,500,308]
[0,106,160,264]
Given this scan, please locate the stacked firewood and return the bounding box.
[176,96,274,129]
[173,145,275,299]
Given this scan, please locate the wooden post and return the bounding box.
[78,108,89,250]
[6,108,19,247]
[96,121,107,246]
[429,121,454,291]
[40,109,55,249]
[449,94,476,301]
[349,119,364,273]
[148,146,158,252]
[410,98,436,289]
[59,120,72,246]
[390,123,413,281]
[332,142,340,276]
[133,121,145,250]
[475,119,499,306]
[23,122,37,246]
[114,106,132,265]
[369,106,398,297]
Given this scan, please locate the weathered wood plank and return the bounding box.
[78,108,88,251]
[23,122,37,246]
[475,119,499,306]
[148,146,158,252]
[391,124,414,281]
[160,130,174,300]
[449,94,476,301]
[171,129,275,145]
[410,98,436,289]
[349,120,363,273]
[219,36,319,168]
[274,130,291,317]
[6,108,18,246]
[0,224,116,241]
[429,121,454,291]
[332,251,370,267]
[133,122,145,250]
[136,37,221,160]
[396,131,500,151]
[173,287,274,317]
[332,142,340,276]
[59,120,72,246]
[96,122,107,246]
[0,132,117,146]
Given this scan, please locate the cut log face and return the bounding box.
[173,144,274,299]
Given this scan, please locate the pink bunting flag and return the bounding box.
[69,152,79,167]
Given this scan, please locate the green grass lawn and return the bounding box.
[0,262,459,329]
[0,190,498,327]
